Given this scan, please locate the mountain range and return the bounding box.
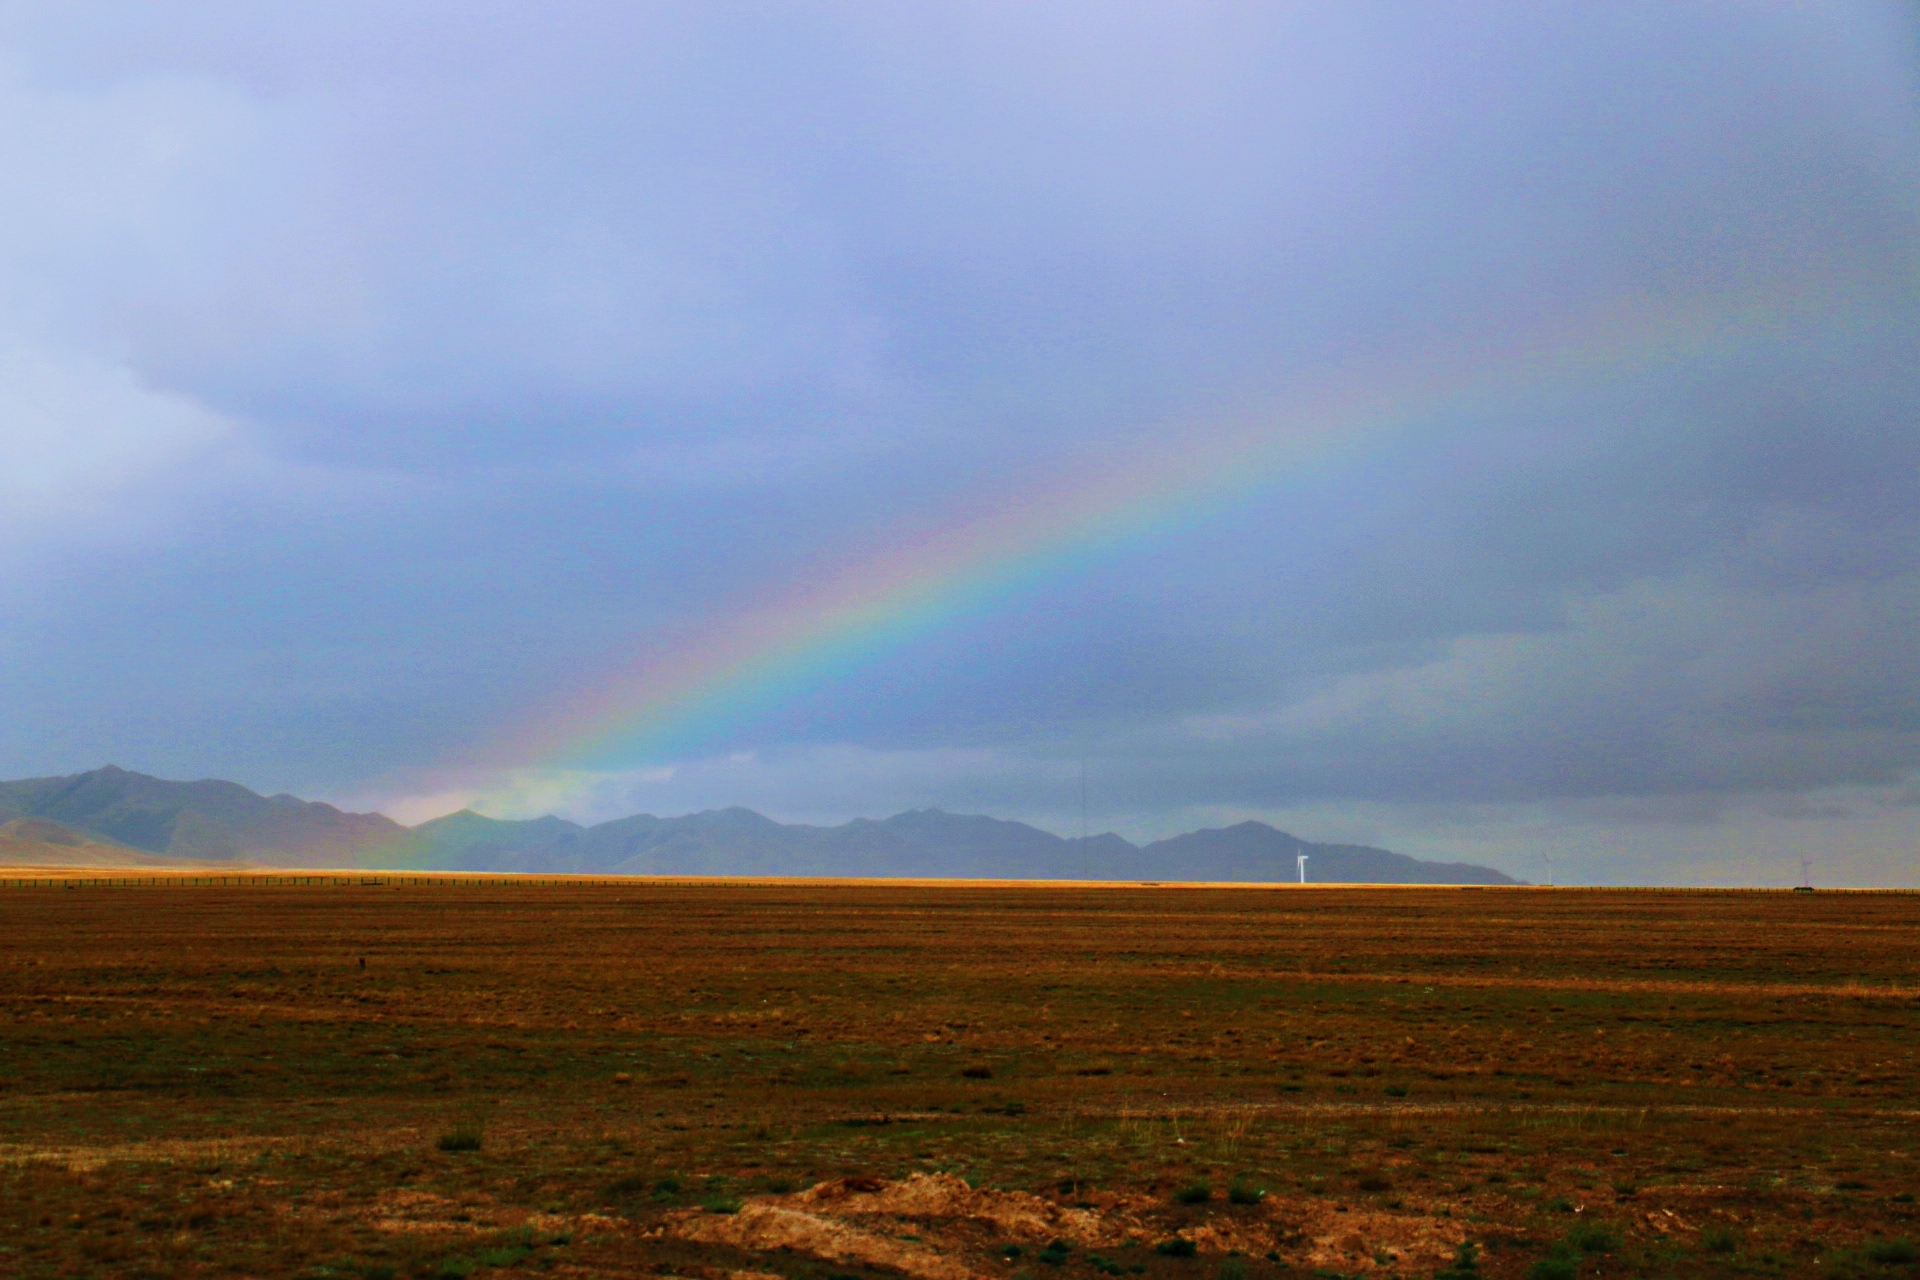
[0,766,1520,883]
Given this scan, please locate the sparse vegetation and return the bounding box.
[1867,1238,1918,1264]
[0,878,1913,1278]
[1702,1224,1741,1253]
[1567,1222,1618,1253]
[435,1121,484,1152]
[1528,1255,1578,1280]
[1435,1241,1480,1278]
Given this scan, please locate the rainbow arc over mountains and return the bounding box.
[475,288,1823,797]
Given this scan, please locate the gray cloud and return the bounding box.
[2,2,1918,882]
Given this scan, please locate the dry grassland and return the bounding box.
[0,878,1916,1279]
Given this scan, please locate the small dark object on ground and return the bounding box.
[1175,1181,1212,1205]
[961,1065,993,1079]
[436,1123,483,1152]
[1157,1239,1198,1258]
[1867,1239,1917,1265]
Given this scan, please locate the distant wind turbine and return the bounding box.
[1296,853,1308,884]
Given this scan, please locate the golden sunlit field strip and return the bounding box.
[1,881,1916,1279]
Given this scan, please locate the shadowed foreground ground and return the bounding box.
[0,879,1915,1278]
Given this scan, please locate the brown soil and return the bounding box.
[1,880,1915,1278]
[666,1172,1473,1277]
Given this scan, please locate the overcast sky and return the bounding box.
[3,2,1918,885]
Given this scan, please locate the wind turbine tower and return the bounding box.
[1296,854,1308,884]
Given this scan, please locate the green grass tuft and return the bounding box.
[1701,1225,1739,1254]
[1567,1223,1617,1253]
[1867,1239,1918,1265]
[435,1122,483,1153]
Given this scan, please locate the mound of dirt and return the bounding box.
[664,1173,1467,1278]
[789,1171,1146,1245]
[667,1201,975,1280]
[1203,1201,1466,1273]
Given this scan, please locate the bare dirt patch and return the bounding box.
[665,1174,1466,1278]
[1256,1200,1465,1273]
[666,1200,974,1280]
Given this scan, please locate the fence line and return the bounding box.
[0,876,1915,894]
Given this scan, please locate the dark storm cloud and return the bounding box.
[2,2,1918,881]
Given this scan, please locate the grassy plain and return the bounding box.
[0,877,1916,1279]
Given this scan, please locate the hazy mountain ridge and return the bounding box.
[0,766,404,864]
[0,813,226,868]
[0,767,1521,883]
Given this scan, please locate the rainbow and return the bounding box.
[477,288,1817,791]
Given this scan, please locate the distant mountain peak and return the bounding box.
[0,766,403,863]
[0,766,1522,884]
